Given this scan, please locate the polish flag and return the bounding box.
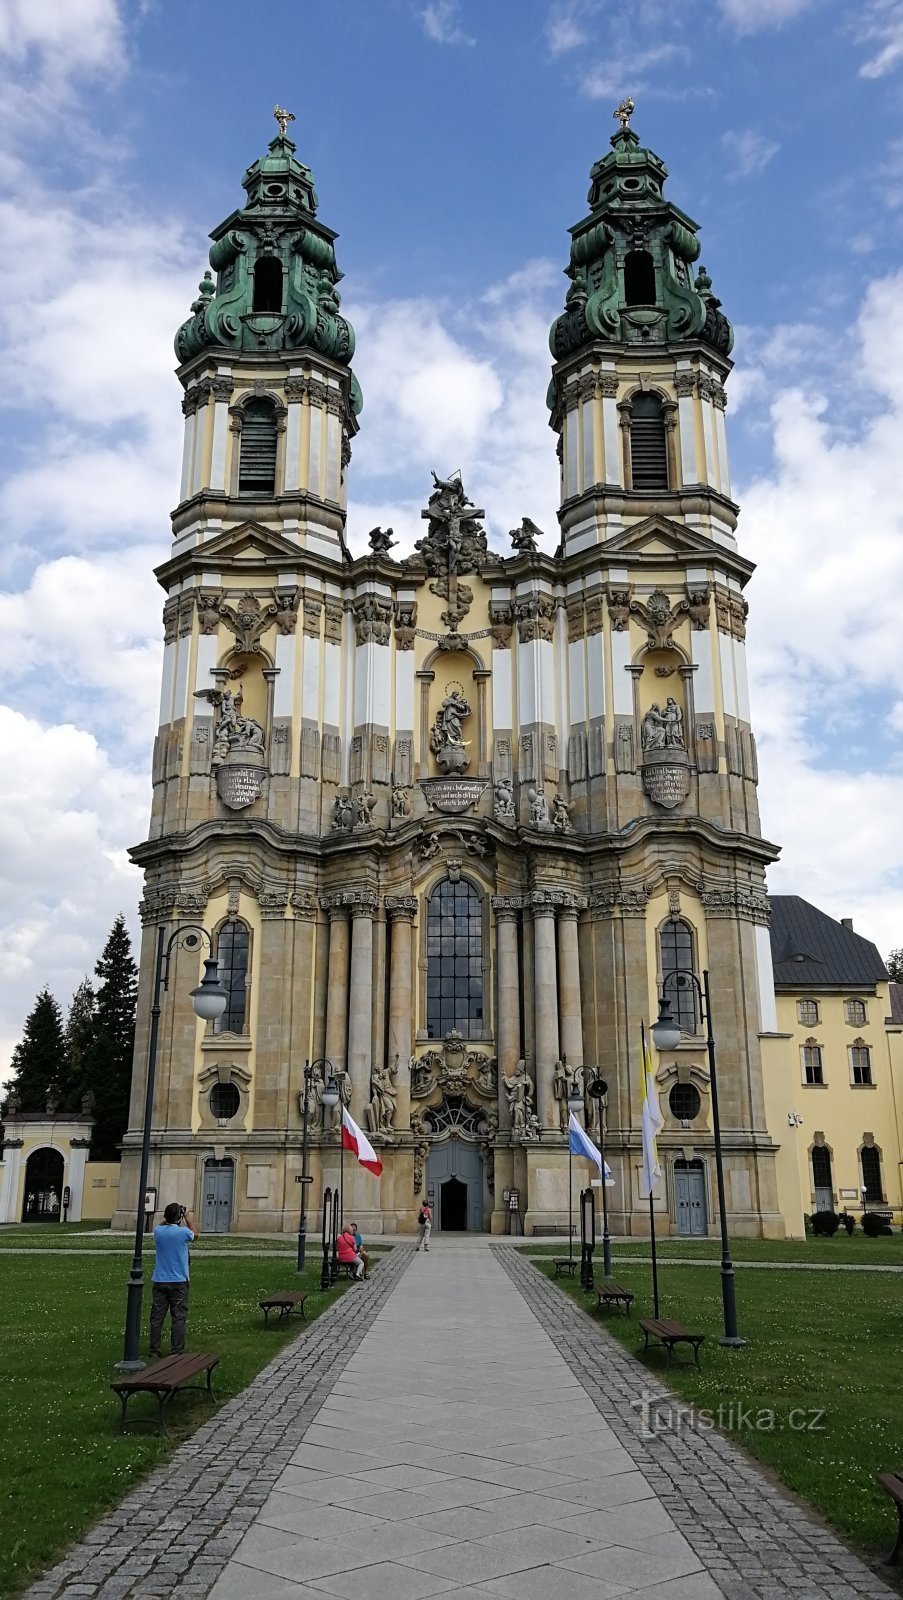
[342,1107,383,1177]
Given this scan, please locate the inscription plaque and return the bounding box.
[420,777,488,814]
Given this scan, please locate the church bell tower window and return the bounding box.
[629,392,669,491]
[214,920,250,1035]
[426,878,484,1040]
[623,249,656,306]
[239,399,278,495]
[660,918,699,1033]
[252,255,284,314]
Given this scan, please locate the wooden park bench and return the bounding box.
[592,1279,634,1316]
[640,1318,705,1369]
[552,1256,579,1277]
[111,1352,220,1436]
[876,1471,903,1565]
[259,1290,308,1326]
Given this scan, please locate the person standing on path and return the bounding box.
[149,1202,199,1359]
[417,1196,432,1250]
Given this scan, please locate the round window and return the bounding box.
[209,1082,240,1120]
[668,1083,701,1121]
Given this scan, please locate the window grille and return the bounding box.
[660,919,698,1032]
[630,392,669,491]
[845,998,867,1026]
[239,400,277,494]
[426,878,484,1039]
[215,921,249,1035]
[797,999,819,1026]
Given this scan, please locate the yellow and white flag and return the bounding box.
[641,1022,663,1196]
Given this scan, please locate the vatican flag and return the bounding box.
[640,1021,663,1196]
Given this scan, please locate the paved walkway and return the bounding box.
[26,1240,896,1600]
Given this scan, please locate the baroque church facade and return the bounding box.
[114,108,785,1238]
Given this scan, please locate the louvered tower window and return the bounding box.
[630,392,669,491]
[239,399,278,495]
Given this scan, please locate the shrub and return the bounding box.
[811,1209,840,1236]
[861,1211,893,1237]
[838,1211,856,1235]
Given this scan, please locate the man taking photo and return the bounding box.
[149,1201,200,1360]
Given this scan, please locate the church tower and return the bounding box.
[116,109,783,1240]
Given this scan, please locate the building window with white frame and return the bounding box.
[659,918,699,1033]
[845,998,867,1027]
[797,998,819,1026]
[849,1041,872,1086]
[801,1040,824,1085]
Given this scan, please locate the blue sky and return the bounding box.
[1,0,903,1073]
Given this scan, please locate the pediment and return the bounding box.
[602,515,754,577]
[156,518,342,586]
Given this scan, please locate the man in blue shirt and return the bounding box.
[149,1201,200,1360]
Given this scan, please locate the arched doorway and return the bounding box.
[22,1147,65,1223]
[426,1142,484,1231]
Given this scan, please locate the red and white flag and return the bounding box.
[341,1106,383,1177]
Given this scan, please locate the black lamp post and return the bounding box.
[320,1185,333,1291]
[115,924,227,1372]
[564,1058,584,1265]
[587,1073,611,1276]
[652,970,746,1348]
[297,1060,337,1273]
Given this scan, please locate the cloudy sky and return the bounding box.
[1,0,902,1077]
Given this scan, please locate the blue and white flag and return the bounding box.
[568,1112,613,1184]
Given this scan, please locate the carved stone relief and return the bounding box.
[352,594,392,645]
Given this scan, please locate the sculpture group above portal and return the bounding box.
[194,685,267,810]
[429,688,472,776]
[640,694,690,811]
[409,472,488,578]
[641,698,685,753]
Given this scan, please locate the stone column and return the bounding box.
[532,899,560,1128]
[557,907,583,1068]
[347,896,376,1114]
[493,902,521,1132]
[386,898,417,1132]
[324,906,350,1073]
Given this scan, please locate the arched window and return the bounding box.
[861,1145,883,1205]
[239,399,278,495]
[426,878,484,1039]
[811,1145,832,1208]
[215,920,250,1035]
[624,249,656,306]
[630,392,669,491]
[252,255,283,314]
[660,918,698,1033]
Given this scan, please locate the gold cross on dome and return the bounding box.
[273,105,295,137]
[613,96,635,131]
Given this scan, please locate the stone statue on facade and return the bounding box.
[331,792,352,831]
[508,516,543,555]
[411,471,488,578]
[195,685,265,767]
[327,1068,352,1132]
[355,789,376,828]
[392,786,412,818]
[81,1090,96,1117]
[663,696,685,748]
[368,525,397,556]
[366,1057,397,1135]
[504,1060,535,1136]
[528,788,551,829]
[429,689,472,775]
[418,833,441,861]
[552,1058,568,1133]
[494,777,516,824]
[641,704,667,751]
[552,792,573,834]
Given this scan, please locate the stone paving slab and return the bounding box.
[24,1238,900,1600]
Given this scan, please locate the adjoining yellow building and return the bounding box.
[0,1109,120,1224]
[761,897,902,1238]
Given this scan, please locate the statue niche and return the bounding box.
[429,685,472,776]
[639,680,689,811]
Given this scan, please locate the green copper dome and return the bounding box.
[549,120,733,374]
[175,118,360,406]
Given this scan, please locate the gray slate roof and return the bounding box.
[769,895,888,990]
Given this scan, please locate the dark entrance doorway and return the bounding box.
[22,1147,65,1222]
[440,1177,468,1231]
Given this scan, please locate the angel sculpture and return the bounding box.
[193,685,264,766]
[508,517,543,555]
[368,526,397,556]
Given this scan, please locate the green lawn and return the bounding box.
[0,1251,353,1598]
[525,1232,903,1266]
[0,1222,297,1250]
[536,1254,903,1571]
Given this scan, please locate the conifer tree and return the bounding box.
[6,988,66,1113]
[886,949,903,984]
[86,915,138,1159]
[60,977,97,1112]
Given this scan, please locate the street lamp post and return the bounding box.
[564,1059,584,1266]
[297,1060,336,1273]
[115,924,227,1372]
[652,969,746,1348]
[587,1074,611,1276]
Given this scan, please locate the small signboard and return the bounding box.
[508,1188,520,1212]
[144,1186,157,1215]
[295,1174,315,1184]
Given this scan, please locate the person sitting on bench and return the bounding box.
[350,1221,370,1279]
[336,1225,365,1279]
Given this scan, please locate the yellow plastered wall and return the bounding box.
[81,1162,121,1222]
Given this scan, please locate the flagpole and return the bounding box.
[641,1020,661,1318]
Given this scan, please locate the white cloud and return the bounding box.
[421,1,475,46]
[857,0,903,76]
[0,0,124,72]
[721,128,780,178]
[579,44,690,100]
[545,0,591,55]
[717,0,818,32]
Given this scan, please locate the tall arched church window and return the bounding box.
[811,1144,832,1200]
[630,393,669,491]
[252,255,283,314]
[239,399,278,495]
[660,918,699,1033]
[426,878,484,1040]
[861,1145,883,1205]
[215,920,250,1035]
[624,249,656,306]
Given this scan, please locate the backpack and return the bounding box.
[417,1209,426,1225]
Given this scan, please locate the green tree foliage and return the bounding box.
[6,988,66,1113]
[85,916,138,1160]
[59,977,97,1113]
[886,948,903,984]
